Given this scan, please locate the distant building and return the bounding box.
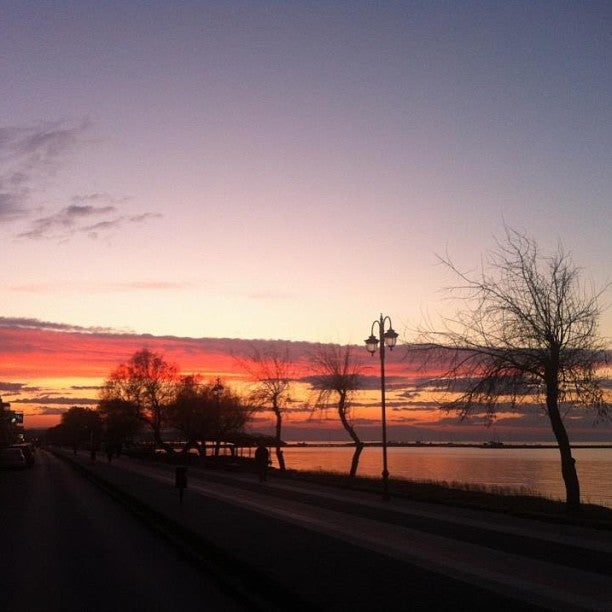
[0,397,23,446]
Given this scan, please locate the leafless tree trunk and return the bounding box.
[419,228,608,512]
[272,399,286,470]
[238,346,293,472]
[338,400,365,477]
[309,345,367,478]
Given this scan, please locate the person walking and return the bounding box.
[254,443,270,482]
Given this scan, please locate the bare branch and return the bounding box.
[422,227,609,510]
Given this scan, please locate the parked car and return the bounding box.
[12,443,35,467]
[0,447,27,470]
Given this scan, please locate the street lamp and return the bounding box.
[212,377,224,401]
[365,314,398,500]
[212,378,224,456]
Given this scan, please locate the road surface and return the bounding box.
[4,448,612,610]
[0,450,246,611]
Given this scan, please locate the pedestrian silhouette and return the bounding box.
[254,443,270,482]
[175,466,188,503]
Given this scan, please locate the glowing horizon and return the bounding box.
[1,321,609,443]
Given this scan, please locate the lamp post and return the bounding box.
[212,377,224,402]
[212,378,223,455]
[365,314,398,500]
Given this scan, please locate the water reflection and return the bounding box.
[274,446,612,507]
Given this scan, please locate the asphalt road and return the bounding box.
[0,450,246,611]
[4,448,611,610]
[99,456,611,611]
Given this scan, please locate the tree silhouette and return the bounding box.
[422,228,608,512]
[100,349,178,454]
[59,406,102,450]
[309,344,366,477]
[170,375,254,456]
[209,384,255,455]
[238,347,293,471]
[169,375,214,455]
[97,398,140,449]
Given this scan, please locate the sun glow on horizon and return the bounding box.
[0,324,609,442]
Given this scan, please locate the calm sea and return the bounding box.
[271,445,612,508]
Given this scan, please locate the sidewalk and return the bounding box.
[55,449,612,611]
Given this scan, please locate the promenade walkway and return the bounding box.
[52,449,612,611]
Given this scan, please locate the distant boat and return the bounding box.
[482,440,504,448]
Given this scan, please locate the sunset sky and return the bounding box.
[1,3,610,441]
[1,323,610,442]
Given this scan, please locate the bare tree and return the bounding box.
[309,344,367,477]
[100,349,179,454]
[238,346,293,471]
[422,228,608,512]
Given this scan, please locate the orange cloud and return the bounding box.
[2,323,608,441]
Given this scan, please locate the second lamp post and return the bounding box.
[365,314,398,500]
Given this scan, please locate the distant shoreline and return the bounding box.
[285,441,612,450]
